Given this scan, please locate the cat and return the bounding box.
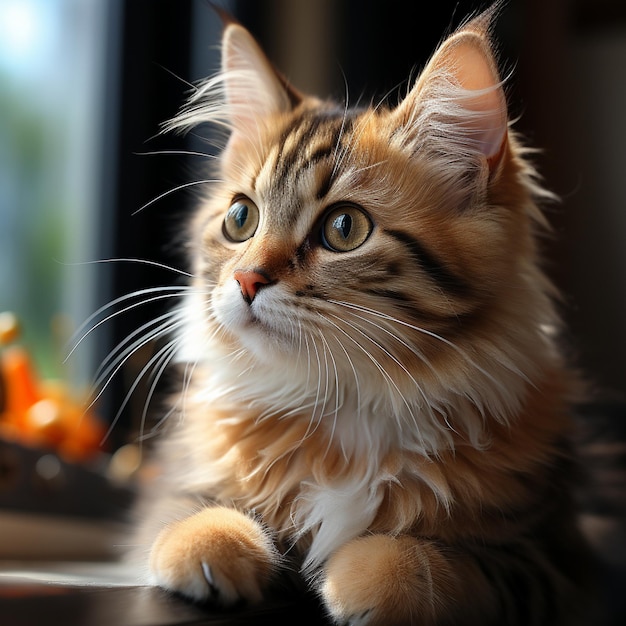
[130,5,592,625]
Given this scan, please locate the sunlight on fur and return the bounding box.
[86,4,593,625]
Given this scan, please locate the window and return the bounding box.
[0,0,111,384]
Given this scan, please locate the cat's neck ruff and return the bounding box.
[194,336,456,459]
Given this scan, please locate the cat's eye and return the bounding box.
[321,204,373,252]
[223,197,260,242]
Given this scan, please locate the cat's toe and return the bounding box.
[149,506,279,605]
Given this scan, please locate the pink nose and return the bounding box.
[233,270,271,304]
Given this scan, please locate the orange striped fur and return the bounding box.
[133,6,591,625]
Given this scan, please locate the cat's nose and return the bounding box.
[233,269,272,304]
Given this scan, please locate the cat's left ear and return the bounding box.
[222,23,302,138]
[394,12,508,174]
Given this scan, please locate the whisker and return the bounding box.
[94,311,174,381]
[332,84,401,175]
[327,310,431,409]
[169,310,217,430]
[92,310,183,397]
[139,401,179,441]
[317,329,340,460]
[301,331,325,443]
[134,149,218,160]
[66,287,191,362]
[154,63,197,91]
[326,326,361,420]
[57,257,194,277]
[335,305,437,378]
[320,312,431,450]
[100,337,181,446]
[132,179,218,215]
[329,299,513,393]
[320,314,402,412]
[88,314,186,415]
[138,340,180,448]
[330,84,351,179]
[318,329,340,420]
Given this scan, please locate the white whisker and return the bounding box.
[317,329,341,460]
[93,310,179,389]
[58,257,194,277]
[134,149,218,160]
[66,288,190,362]
[300,330,325,443]
[333,305,437,378]
[109,312,184,384]
[132,179,218,215]
[138,340,180,447]
[100,337,180,446]
[87,314,186,416]
[329,298,514,394]
[319,313,414,427]
[327,310,433,415]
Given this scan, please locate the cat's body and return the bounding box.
[133,7,591,625]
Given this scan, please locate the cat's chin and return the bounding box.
[233,327,291,364]
[217,312,291,360]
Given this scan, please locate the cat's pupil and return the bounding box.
[333,214,352,240]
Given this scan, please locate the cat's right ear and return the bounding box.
[392,10,508,178]
[222,23,301,138]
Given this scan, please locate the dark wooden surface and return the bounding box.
[2,557,626,626]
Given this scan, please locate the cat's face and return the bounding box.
[197,104,506,364]
[174,19,548,433]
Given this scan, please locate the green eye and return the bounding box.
[321,204,373,252]
[223,197,260,242]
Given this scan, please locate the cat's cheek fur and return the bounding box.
[175,303,206,366]
[148,507,279,606]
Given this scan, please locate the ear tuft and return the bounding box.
[164,21,301,140]
[222,24,298,137]
[437,32,507,160]
[394,9,508,170]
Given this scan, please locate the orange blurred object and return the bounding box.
[0,312,106,463]
[2,345,41,432]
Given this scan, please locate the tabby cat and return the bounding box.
[133,6,591,625]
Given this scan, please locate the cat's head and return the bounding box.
[173,8,556,446]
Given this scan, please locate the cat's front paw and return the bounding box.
[320,535,452,626]
[149,506,279,606]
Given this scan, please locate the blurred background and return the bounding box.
[0,0,624,600]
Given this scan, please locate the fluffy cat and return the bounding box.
[132,6,591,625]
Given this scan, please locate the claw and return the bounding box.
[201,561,217,599]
